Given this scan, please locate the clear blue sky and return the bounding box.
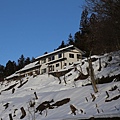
[0,0,85,66]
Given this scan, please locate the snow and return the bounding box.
[16,61,39,73]
[0,51,120,120]
[5,72,19,80]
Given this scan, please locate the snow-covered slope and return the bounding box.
[0,51,120,120]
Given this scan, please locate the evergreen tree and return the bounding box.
[73,8,90,54]
[57,41,66,50]
[5,60,16,77]
[31,57,35,63]
[24,57,31,66]
[17,54,25,70]
[68,33,74,45]
[85,0,120,53]
[0,64,5,81]
[80,8,89,35]
[44,52,48,54]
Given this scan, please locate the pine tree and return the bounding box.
[57,41,66,50]
[0,64,5,81]
[24,57,31,66]
[31,57,35,63]
[80,8,89,35]
[17,54,25,70]
[5,60,16,77]
[85,0,120,52]
[68,33,74,45]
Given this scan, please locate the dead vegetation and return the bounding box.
[35,98,70,117]
[109,85,118,91]
[49,68,73,84]
[20,107,26,119]
[74,72,89,81]
[51,98,70,108]
[35,99,54,116]
[74,64,89,82]
[3,102,9,109]
[1,83,18,92]
[13,109,18,117]
[105,94,120,102]
[70,104,78,115]
[9,113,13,120]
[90,93,96,102]
[17,80,28,88]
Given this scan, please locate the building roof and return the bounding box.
[6,61,40,80]
[16,61,40,73]
[36,45,84,60]
[6,72,19,80]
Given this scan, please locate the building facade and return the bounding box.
[36,45,84,74]
[6,45,84,80]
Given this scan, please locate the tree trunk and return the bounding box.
[88,58,98,93]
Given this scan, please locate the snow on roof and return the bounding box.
[16,61,39,73]
[36,45,84,60]
[6,72,19,80]
[5,61,39,80]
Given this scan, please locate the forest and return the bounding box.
[0,0,120,81]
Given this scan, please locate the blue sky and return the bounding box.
[0,0,85,66]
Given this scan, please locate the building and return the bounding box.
[6,45,84,80]
[16,61,40,76]
[6,61,40,80]
[36,45,84,74]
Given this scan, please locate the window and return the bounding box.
[41,59,46,64]
[49,65,54,72]
[56,63,59,67]
[52,56,55,60]
[64,63,67,66]
[77,54,81,59]
[48,57,51,61]
[58,53,62,58]
[48,56,54,61]
[41,68,46,74]
[52,65,54,71]
[49,66,52,72]
[69,53,74,58]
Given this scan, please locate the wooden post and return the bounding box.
[34,92,38,100]
[12,88,15,94]
[20,107,26,119]
[9,114,13,120]
[88,58,98,93]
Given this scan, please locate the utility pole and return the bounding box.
[88,58,98,93]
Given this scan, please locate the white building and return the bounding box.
[6,61,40,80]
[36,45,84,74]
[6,45,84,80]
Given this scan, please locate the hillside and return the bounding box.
[0,51,120,120]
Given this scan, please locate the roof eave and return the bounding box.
[36,45,84,60]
